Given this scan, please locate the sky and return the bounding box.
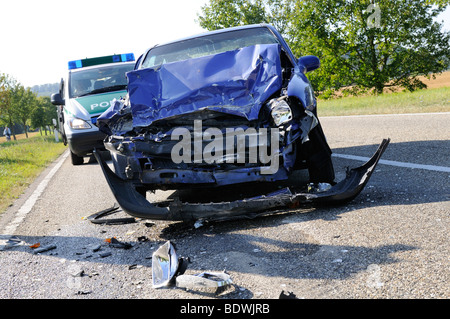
[0,0,208,88]
[1,0,449,88]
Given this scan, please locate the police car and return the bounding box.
[51,53,135,165]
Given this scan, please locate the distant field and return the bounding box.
[0,131,40,143]
[417,70,450,89]
[317,71,450,116]
[318,86,449,116]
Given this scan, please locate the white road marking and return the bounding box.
[0,150,69,250]
[332,153,450,173]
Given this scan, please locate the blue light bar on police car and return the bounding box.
[68,53,135,70]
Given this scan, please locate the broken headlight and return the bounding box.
[269,97,292,126]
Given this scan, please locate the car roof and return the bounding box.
[149,23,275,50]
[138,23,296,67]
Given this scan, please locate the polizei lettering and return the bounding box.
[90,100,115,111]
[225,303,270,315]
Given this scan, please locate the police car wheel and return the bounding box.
[70,151,84,165]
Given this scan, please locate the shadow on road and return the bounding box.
[1,139,446,297]
[0,208,416,283]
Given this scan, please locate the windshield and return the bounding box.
[69,63,134,98]
[141,27,280,69]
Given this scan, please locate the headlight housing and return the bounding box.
[269,97,292,126]
[69,118,92,129]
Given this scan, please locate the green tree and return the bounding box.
[31,97,46,134]
[289,0,450,94]
[197,0,450,95]
[197,0,293,34]
[12,85,37,138]
[31,96,56,136]
[42,96,57,133]
[0,73,19,140]
[197,0,266,30]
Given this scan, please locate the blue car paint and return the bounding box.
[95,25,320,188]
[97,25,316,135]
[98,43,284,131]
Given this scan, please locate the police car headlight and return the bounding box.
[69,118,92,129]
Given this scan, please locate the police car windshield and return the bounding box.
[141,27,280,69]
[69,64,133,98]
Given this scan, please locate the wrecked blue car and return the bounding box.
[94,24,389,221]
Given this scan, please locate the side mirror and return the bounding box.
[51,93,65,106]
[298,55,320,73]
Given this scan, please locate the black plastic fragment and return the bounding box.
[87,204,136,225]
[279,290,299,299]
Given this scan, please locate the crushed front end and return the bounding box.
[94,25,389,221]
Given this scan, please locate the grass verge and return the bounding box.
[317,87,450,116]
[0,134,67,214]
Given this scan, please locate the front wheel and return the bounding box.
[295,122,335,184]
[70,151,84,165]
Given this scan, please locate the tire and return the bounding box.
[297,122,335,184]
[70,151,84,165]
[111,153,128,179]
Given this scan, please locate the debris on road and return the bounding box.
[7,237,23,247]
[151,240,232,296]
[106,237,132,249]
[175,272,233,295]
[0,237,24,250]
[87,204,135,225]
[98,251,112,258]
[69,268,85,277]
[152,241,181,288]
[128,264,143,270]
[137,236,149,242]
[279,290,299,299]
[86,243,101,252]
[32,244,56,254]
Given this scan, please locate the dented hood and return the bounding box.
[97,44,283,131]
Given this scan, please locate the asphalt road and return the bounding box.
[0,112,448,301]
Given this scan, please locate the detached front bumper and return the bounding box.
[94,139,390,222]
